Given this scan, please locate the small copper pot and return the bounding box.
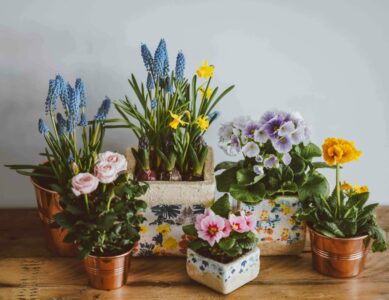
[31,177,78,257]
[309,227,371,278]
[84,249,132,290]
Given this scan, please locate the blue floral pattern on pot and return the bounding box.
[132,204,205,256]
[186,247,260,294]
[241,196,306,255]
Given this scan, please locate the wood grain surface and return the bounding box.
[0,208,388,300]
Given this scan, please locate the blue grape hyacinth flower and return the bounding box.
[67,84,80,122]
[78,113,88,127]
[147,73,154,90]
[141,43,154,73]
[94,97,111,122]
[150,98,157,110]
[45,79,60,114]
[175,51,185,81]
[153,39,168,78]
[75,78,87,108]
[38,119,49,135]
[56,113,67,136]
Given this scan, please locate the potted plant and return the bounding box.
[54,151,148,290]
[216,111,329,255]
[5,75,111,256]
[183,194,259,294]
[107,39,235,256]
[298,137,387,277]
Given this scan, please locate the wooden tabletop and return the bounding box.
[0,207,388,300]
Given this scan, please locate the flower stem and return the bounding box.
[336,163,341,218]
[83,194,90,214]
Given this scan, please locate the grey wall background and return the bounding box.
[1,0,388,207]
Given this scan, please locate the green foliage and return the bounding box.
[298,188,387,252]
[215,142,326,205]
[54,177,148,258]
[182,194,258,259]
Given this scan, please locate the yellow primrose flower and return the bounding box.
[195,115,210,133]
[322,138,362,166]
[169,111,188,129]
[196,60,214,79]
[157,224,171,236]
[199,87,213,98]
[139,224,148,234]
[340,181,353,191]
[162,236,178,251]
[354,184,369,194]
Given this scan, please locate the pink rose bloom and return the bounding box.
[197,214,226,246]
[229,213,249,233]
[195,208,215,231]
[98,151,128,173]
[71,173,99,196]
[94,161,118,184]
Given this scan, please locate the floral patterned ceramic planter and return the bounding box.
[186,247,260,294]
[127,147,216,256]
[241,196,306,255]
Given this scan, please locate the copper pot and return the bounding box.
[84,249,132,290]
[309,227,371,278]
[31,177,78,257]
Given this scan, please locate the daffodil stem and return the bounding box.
[336,163,341,217]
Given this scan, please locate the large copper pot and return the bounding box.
[309,227,371,278]
[84,249,132,290]
[31,177,78,257]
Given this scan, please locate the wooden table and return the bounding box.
[0,208,388,300]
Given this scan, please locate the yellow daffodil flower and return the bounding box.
[354,184,369,194]
[169,111,188,129]
[195,115,210,133]
[196,60,214,79]
[199,87,213,98]
[322,138,362,166]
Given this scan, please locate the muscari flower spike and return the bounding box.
[55,75,68,111]
[208,111,220,123]
[56,113,67,136]
[94,97,111,122]
[38,118,49,135]
[78,113,88,127]
[66,118,74,133]
[75,78,87,108]
[153,39,168,78]
[150,98,157,110]
[147,73,154,90]
[141,43,154,73]
[67,84,80,122]
[45,78,60,114]
[175,51,185,81]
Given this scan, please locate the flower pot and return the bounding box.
[127,147,216,256]
[84,249,132,290]
[241,196,306,255]
[31,177,78,257]
[308,227,371,278]
[186,247,260,294]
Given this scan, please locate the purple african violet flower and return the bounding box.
[263,115,284,140]
[264,154,279,168]
[243,121,261,138]
[290,126,305,145]
[254,127,268,143]
[255,155,263,163]
[289,111,304,124]
[273,135,293,153]
[242,141,259,158]
[220,134,241,156]
[282,153,292,165]
[218,122,234,142]
[253,165,264,176]
[233,116,251,130]
[259,111,276,126]
[278,121,295,137]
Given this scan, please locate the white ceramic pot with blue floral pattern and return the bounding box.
[127,147,216,256]
[241,195,306,255]
[186,247,260,294]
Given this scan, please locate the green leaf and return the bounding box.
[230,181,266,205]
[359,203,379,220]
[211,194,231,218]
[215,161,238,171]
[222,244,242,257]
[368,226,387,252]
[322,221,345,238]
[218,238,236,251]
[289,156,306,175]
[298,173,330,201]
[311,162,337,169]
[182,224,197,236]
[236,168,255,185]
[282,166,294,182]
[189,239,208,251]
[300,143,322,160]
[98,213,116,230]
[54,213,72,229]
[216,167,238,192]
[347,192,369,209]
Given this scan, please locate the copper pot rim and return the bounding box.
[308,226,368,241]
[86,248,133,259]
[30,177,58,195]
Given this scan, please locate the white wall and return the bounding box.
[1,0,388,207]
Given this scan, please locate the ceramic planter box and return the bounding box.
[127,147,215,256]
[186,247,260,294]
[241,196,306,255]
